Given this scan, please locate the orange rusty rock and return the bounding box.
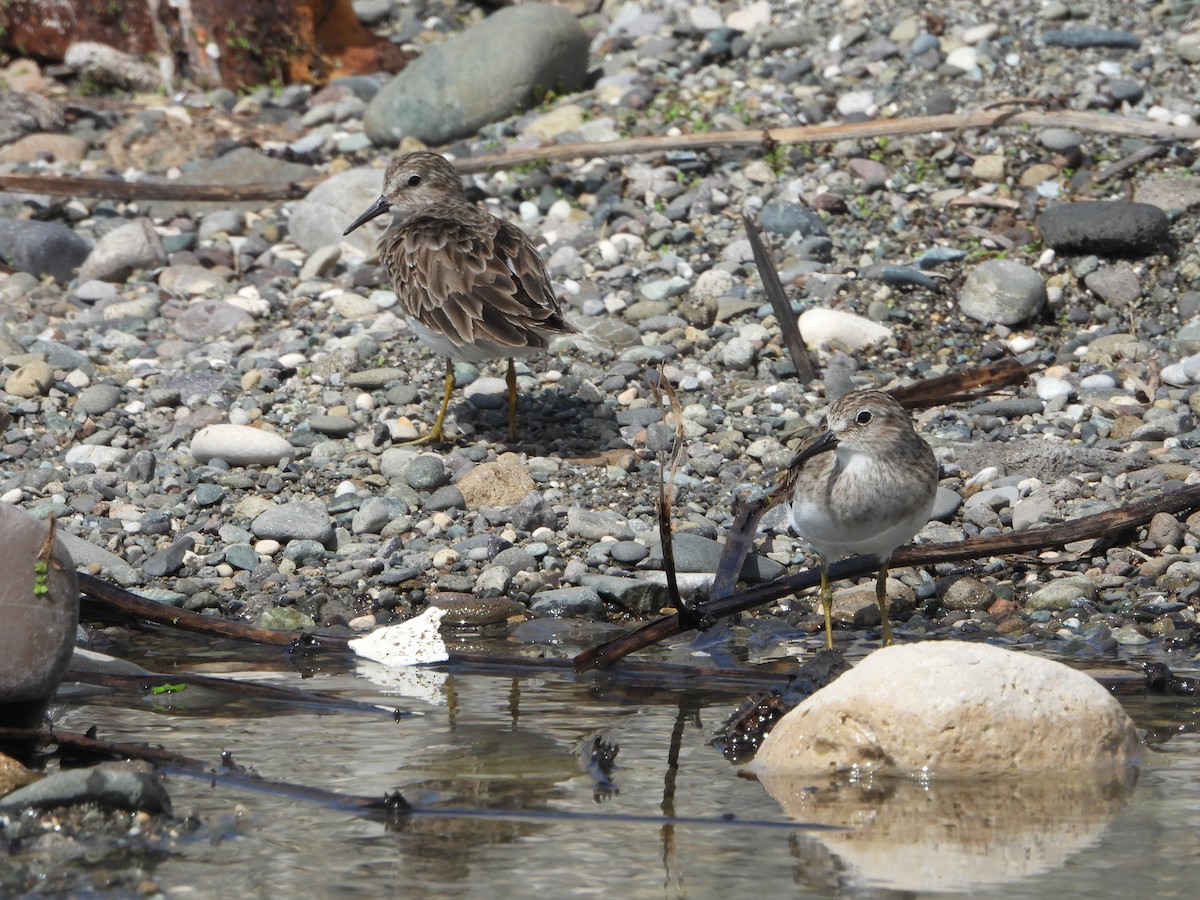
[0,0,405,90]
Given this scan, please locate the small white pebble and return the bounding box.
[547,199,572,221]
[1006,334,1037,354]
[965,466,1000,489]
[597,239,619,265]
[603,294,627,314]
[254,539,281,555]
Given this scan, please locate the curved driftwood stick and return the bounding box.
[0,725,406,818]
[78,571,349,650]
[573,482,1200,673]
[2,109,1197,201]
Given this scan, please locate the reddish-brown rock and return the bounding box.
[0,0,406,89]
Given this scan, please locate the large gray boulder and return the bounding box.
[0,506,78,730]
[364,4,590,146]
[0,219,91,283]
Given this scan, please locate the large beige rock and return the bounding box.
[748,642,1143,778]
[455,459,535,509]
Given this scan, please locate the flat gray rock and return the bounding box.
[0,761,172,814]
[143,147,316,218]
[251,500,335,546]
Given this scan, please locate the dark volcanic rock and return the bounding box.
[1037,201,1170,257]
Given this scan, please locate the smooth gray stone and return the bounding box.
[1043,28,1140,48]
[143,147,316,218]
[530,586,605,619]
[0,218,91,283]
[251,501,335,546]
[581,573,669,615]
[0,506,78,726]
[645,531,786,581]
[364,4,590,145]
[56,531,140,587]
[0,761,172,814]
[142,535,195,578]
[959,260,1047,326]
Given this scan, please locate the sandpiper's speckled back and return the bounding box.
[373,152,575,362]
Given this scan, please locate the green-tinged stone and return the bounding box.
[258,606,316,630]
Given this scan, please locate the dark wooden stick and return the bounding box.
[77,570,803,688]
[0,172,325,202]
[710,490,773,603]
[0,726,840,831]
[457,110,1200,172]
[887,357,1041,409]
[4,110,1197,202]
[0,725,404,817]
[78,571,349,650]
[573,482,1200,672]
[1090,141,1170,183]
[742,213,816,383]
[71,670,404,717]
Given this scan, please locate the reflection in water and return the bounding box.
[23,631,1200,898]
[757,770,1137,893]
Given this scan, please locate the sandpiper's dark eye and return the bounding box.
[407,174,422,187]
[856,409,873,425]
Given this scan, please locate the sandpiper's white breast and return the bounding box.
[788,445,935,561]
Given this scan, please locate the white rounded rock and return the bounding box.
[64,445,131,469]
[1035,376,1073,401]
[190,424,294,467]
[748,642,1143,778]
[798,308,893,353]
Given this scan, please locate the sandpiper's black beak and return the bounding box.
[787,428,838,469]
[343,195,391,236]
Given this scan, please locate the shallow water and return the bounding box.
[21,634,1200,897]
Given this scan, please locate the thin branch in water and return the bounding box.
[574,482,1200,672]
[645,367,696,627]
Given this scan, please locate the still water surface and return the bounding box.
[40,635,1200,898]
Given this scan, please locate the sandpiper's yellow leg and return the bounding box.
[819,557,834,650]
[876,558,893,646]
[409,358,455,445]
[505,357,518,443]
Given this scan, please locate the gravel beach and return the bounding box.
[2,0,1200,664]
